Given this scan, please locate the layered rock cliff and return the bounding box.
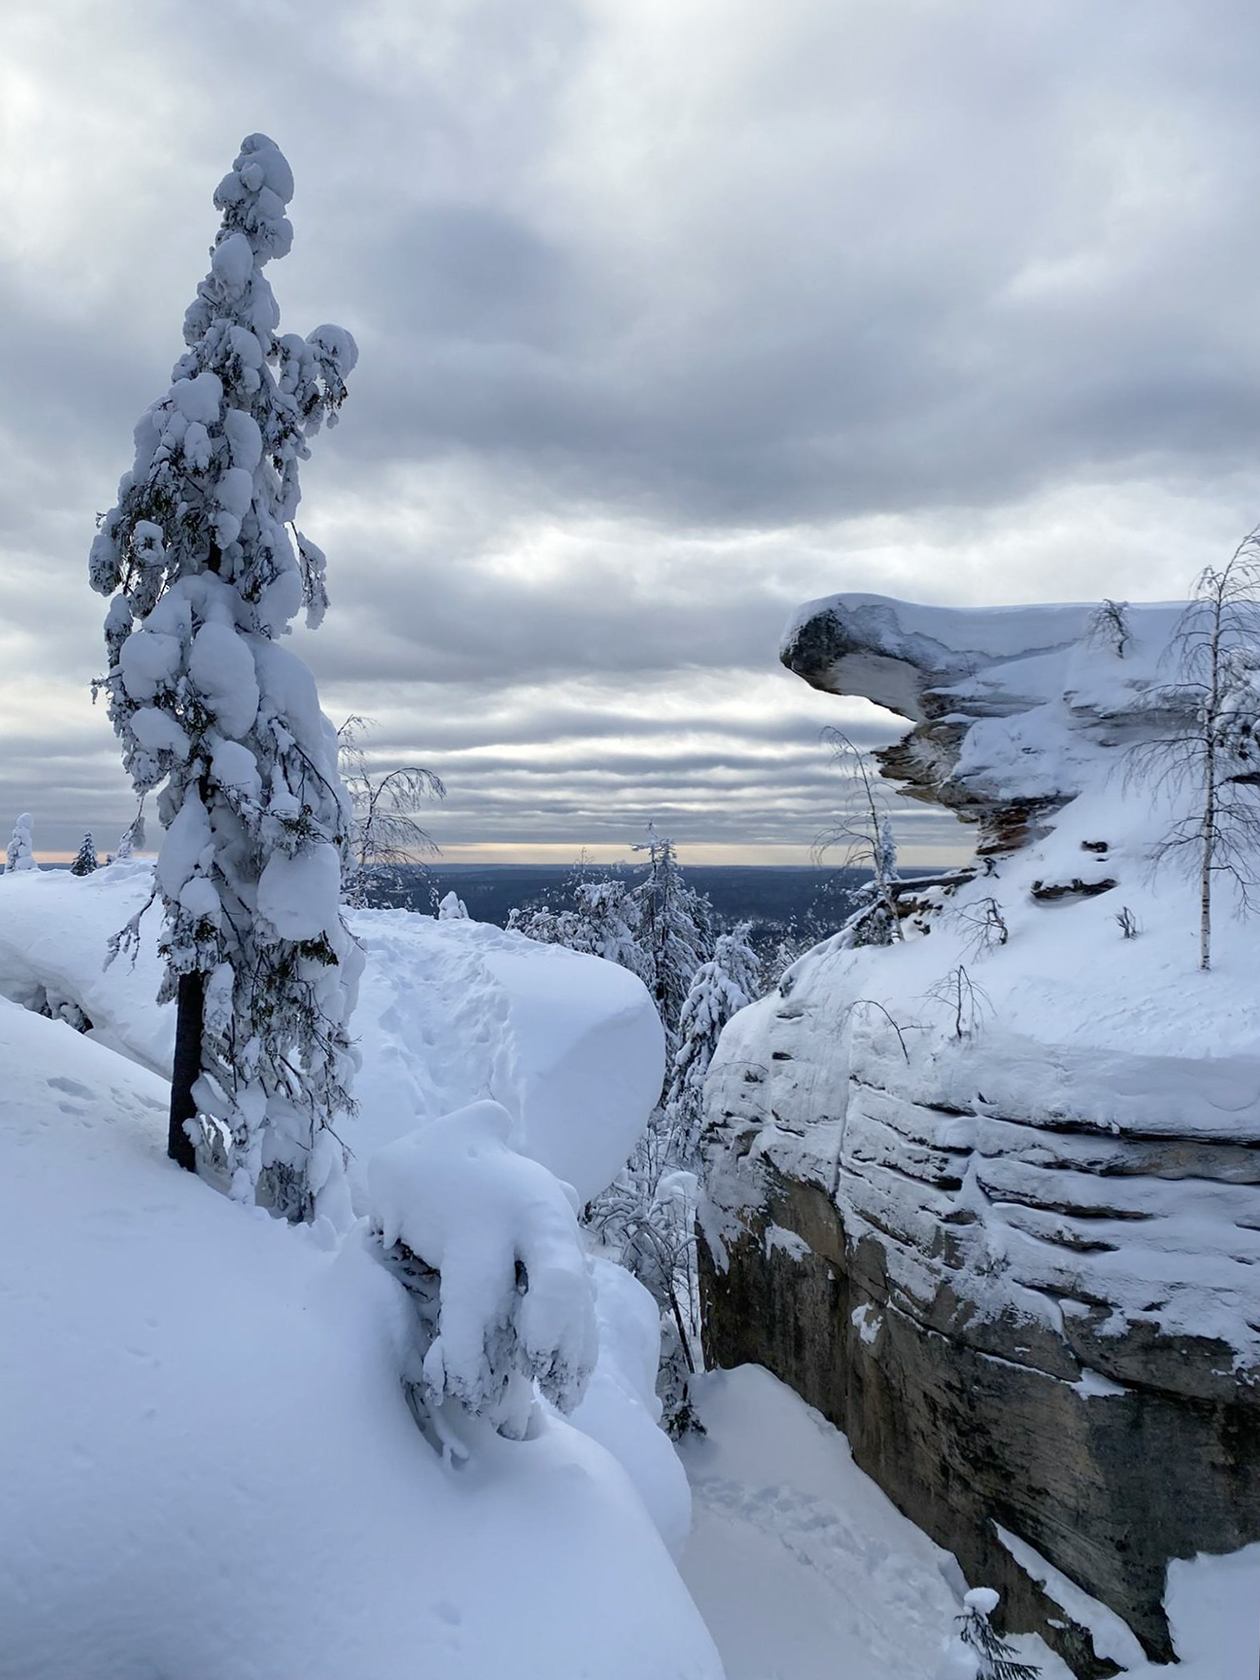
[701,593,1260,1676]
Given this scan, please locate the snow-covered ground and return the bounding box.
[678,1366,1260,1680]
[0,867,717,1679]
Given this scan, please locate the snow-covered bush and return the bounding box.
[113,805,144,863]
[89,135,359,1218]
[70,833,98,877]
[367,1100,597,1443]
[437,889,468,920]
[817,730,903,949]
[6,813,36,874]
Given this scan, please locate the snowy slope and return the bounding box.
[0,865,664,1205]
[0,997,721,1679]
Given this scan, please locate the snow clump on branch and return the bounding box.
[367,1100,598,1442]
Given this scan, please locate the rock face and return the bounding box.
[701,594,1260,1676]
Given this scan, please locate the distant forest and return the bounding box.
[371,863,934,954]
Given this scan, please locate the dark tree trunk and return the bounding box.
[168,969,204,1172]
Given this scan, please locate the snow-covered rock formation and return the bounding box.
[702,593,1260,1677]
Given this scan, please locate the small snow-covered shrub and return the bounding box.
[336,715,444,908]
[367,1100,597,1443]
[936,1588,1041,1680]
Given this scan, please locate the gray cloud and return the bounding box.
[5,0,1260,858]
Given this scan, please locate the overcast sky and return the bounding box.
[5,0,1260,863]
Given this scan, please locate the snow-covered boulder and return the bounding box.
[0,998,720,1678]
[703,592,1260,1673]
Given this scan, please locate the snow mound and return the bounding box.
[352,909,665,1205]
[0,998,721,1679]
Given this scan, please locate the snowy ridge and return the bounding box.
[782,593,1189,850]
[712,596,1260,1373]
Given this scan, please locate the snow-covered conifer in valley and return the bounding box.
[6,813,36,873]
[630,826,711,1056]
[89,135,360,1220]
[509,875,651,985]
[570,877,653,979]
[664,922,759,1160]
[70,834,98,877]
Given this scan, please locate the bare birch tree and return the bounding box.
[815,728,904,946]
[336,716,444,907]
[1131,536,1260,971]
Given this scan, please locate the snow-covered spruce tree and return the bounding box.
[629,825,712,1056]
[437,889,468,920]
[816,729,904,948]
[89,135,360,1219]
[665,921,759,1164]
[70,833,98,877]
[336,715,444,908]
[6,813,36,873]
